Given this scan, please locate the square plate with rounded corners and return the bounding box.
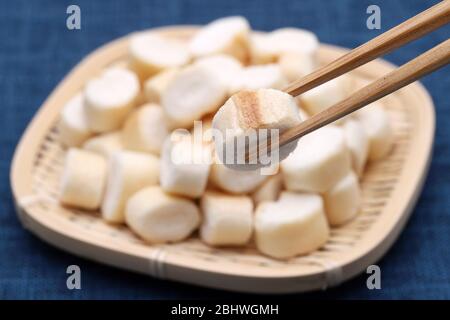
[10,26,434,293]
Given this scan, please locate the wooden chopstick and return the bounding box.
[278,39,450,148]
[283,0,450,97]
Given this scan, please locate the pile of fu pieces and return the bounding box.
[57,16,393,259]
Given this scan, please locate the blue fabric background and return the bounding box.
[0,0,449,299]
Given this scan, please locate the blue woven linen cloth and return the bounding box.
[0,0,449,299]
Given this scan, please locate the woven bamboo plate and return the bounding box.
[10,26,435,294]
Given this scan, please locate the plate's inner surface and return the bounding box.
[21,62,411,272]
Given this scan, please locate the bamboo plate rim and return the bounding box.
[9,26,435,293]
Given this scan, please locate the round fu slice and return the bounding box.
[228,64,287,95]
[323,171,361,226]
[84,68,140,133]
[58,93,92,147]
[279,52,317,82]
[160,131,212,198]
[356,102,393,161]
[193,54,242,90]
[281,126,351,193]
[122,103,169,155]
[162,64,227,128]
[200,191,253,246]
[143,68,179,104]
[343,119,369,177]
[129,32,190,80]
[268,28,319,55]
[299,75,351,116]
[189,16,250,63]
[250,27,319,64]
[209,160,267,194]
[82,131,124,159]
[59,148,107,210]
[251,174,283,205]
[102,151,160,223]
[255,192,329,259]
[212,88,302,169]
[126,186,200,243]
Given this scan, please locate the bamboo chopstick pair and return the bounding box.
[249,0,450,159]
